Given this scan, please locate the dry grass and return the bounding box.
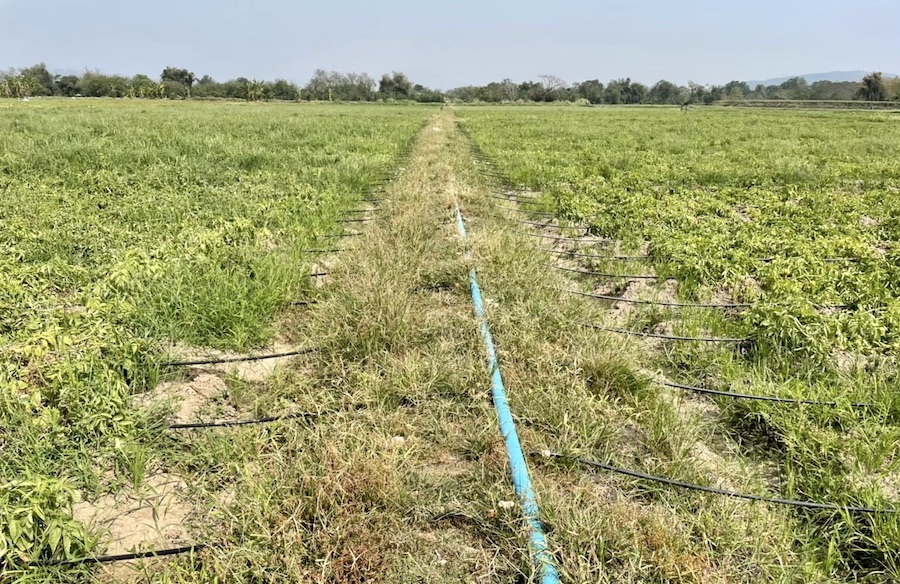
[128,112,533,583]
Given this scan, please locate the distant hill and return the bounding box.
[746,71,899,87]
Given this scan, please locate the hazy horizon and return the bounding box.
[1,0,897,89]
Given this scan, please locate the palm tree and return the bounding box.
[245,80,265,101]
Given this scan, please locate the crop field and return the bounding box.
[5,100,900,583]
[0,101,428,576]
[459,106,900,579]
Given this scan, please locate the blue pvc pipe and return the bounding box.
[454,203,559,584]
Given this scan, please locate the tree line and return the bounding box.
[2,63,897,104]
[0,65,444,102]
[448,73,899,104]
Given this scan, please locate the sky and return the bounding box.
[0,0,897,89]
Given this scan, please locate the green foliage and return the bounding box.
[461,107,900,356]
[18,63,55,96]
[0,474,95,566]
[79,70,129,98]
[0,101,429,569]
[378,71,413,99]
[461,106,900,578]
[858,72,888,101]
[160,67,196,93]
[305,69,374,101]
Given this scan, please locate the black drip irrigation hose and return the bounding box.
[548,249,649,261]
[496,204,556,218]
[166,404,365,430]
[551,248,870,266]
[309,272,329,278]
[288,300,317,306]
[758,257,862,264]
[489,194,542,205]
[661,380,878,408]
[324,232,363,239]
[534,452,899,514]
[337,218,373,224]
[35,544,207,566]
[160,347,317,368]
[531,229,867,269]
[559,280,851,312]
[490,195,540,206]
[168,410,323,430]
[552,265,659,280]
[302,248,342,254]
[523,233,615,244]
[578,321,748,343]
[492,192,541,203]
[560,288,752,309]
[513,219,591,231]
[490,187,538,195]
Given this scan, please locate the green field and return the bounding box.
[0,101,427,572]
[4,101,900,582]
[459,106,900,579]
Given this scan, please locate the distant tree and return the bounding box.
[445,85,480,102]
[80,71,129,97]
[305,70,375,101]
[604,78,645,104]
[748,84,769,99]
[515,80,544,101]
[344,73,376,101]
[648,79,680,104]
[410,83,443,103]
[537,75,569,101]
[777,77,809,100]
[55,75,81,97]
[603,80,625,104]
[807,80,857,101]
[305,69,331,100]
[190,75,225,98]
[574,79,604,104]
[220,78,250,99]
[130,74,157,98]
[499,78,519,101]
[858,72,887,101]
[886,77,900,101]
[538,74,566,91]
[0,71,40,98]
[161,80,188,99]
[377,73,392,98]
[378,72,412,99]
[270,79,299,101]
[161,67,196,96]
[706,85,725,104]
[244,79,265,101]
[723,80,750,100]
[687,81,707,104]
[20,63,56,95]
[479,81,512,102]
[626,81,648,104]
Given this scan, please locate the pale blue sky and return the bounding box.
[0,0,896,88]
